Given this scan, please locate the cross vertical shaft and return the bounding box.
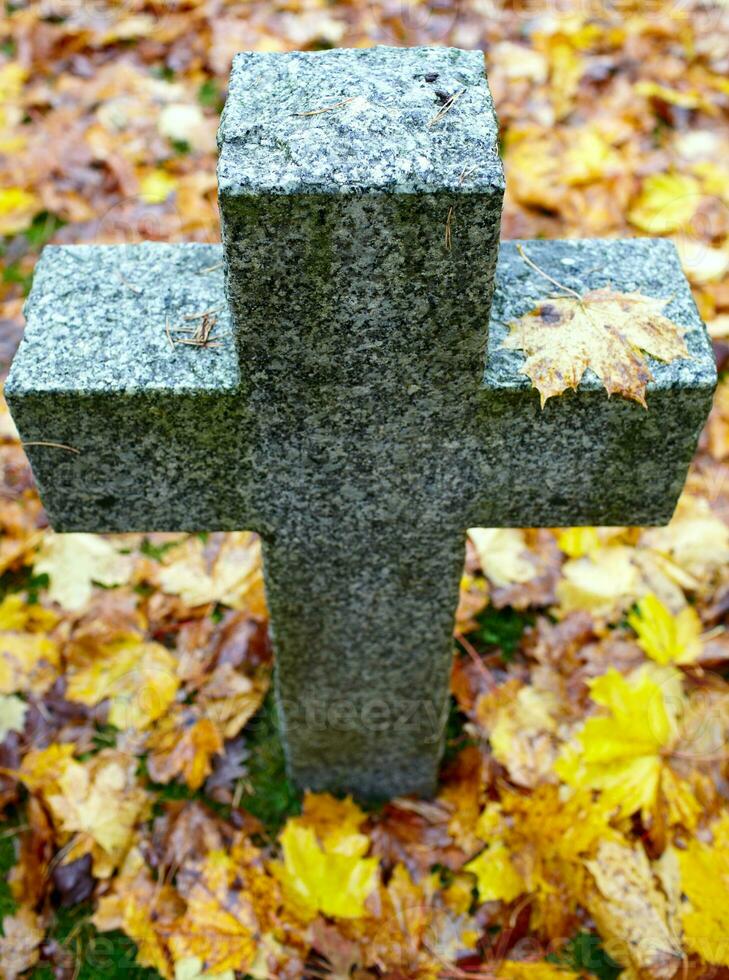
[217,47,504,795]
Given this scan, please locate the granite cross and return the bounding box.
[6,47,716,800]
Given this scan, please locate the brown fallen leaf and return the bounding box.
[146,707,224,790]
[585,839,681,979]
[93,846,182,979]
[0,907,44,980]
[169,843,278,974]
[44,749,151,878]
[503,267,690,408]
[9,796,54,909]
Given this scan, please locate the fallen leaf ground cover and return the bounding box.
[2,0,729,977]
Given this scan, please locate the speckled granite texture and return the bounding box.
[6,237,716,799]
[6,243,248,532]
[217,47,504,195]
[217,47,504,797]
[6,48,716,800]
[473,238,717,527]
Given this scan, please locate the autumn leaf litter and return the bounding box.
[2,0,729,978]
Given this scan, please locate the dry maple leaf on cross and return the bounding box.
[502,248,691,408]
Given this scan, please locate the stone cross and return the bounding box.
[6,47,716,800]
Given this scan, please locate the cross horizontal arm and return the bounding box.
[6,243,257,533]
[466,239,716,529]
[8,239,716,537]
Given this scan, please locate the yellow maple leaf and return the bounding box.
[585,838,681,978]
[555,665,695,822]
[157,532,266,614]
[467,528,537,587]
[356,863,435,975]
[628,593,702,665]
[19,743,76,794]
[0,187,38,236]
[497,785,614,937]
[297,790,368,844]
[0,632,60,695]
[272,819,379,922]
[556,545,640,618]
[0,594,58,632]
[563,127,621,186]
[65,637,179,730]
[0,694,27,740]
[93,847,181,979]
[465,840,525,904]
[556,526,602,559]
[197,662,269,739]
[146,708,223,789]
[139,168,178,204]
[33,532,133,611]
[628,172,701,235]
[677,812,729,965]
[503,280,690,408]
[45,751,150,876]
[167,850,259,973]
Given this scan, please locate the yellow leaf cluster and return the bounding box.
[65,636,179,730]
[676,812,729,965]
[156,532,266,615]
[33,532,133,611]
[628,593,702,665]
[0,593,61,696]
[272,794,379,922]
[555,666,699,825]
[168,851,259,973]
[465,839,525,903]
[628,172,701,235]
[21,748,150,877]
[146,708,223,790]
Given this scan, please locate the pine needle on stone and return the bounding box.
[294,97,355,117]
[428,88,465,127]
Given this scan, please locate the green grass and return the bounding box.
[442,695,475,765]
[139,537,184,562]
[0,568,49,605]
[471,605,534,662]
[30,905,161,980]
[237,692,301,838]
[550,931,621,980]
[0,820,18,924]
[197,78,225,113]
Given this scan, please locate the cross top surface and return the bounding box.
[217,47,503,194]
[7,47,716,799]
